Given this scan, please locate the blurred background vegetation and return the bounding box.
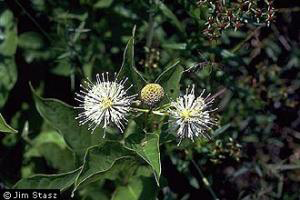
[1,0,300,199]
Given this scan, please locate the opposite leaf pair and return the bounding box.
[75,73,218,142]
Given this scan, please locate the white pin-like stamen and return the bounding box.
[168,85,217,144]
[75,73,137,134]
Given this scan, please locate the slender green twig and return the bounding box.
[132,107,168,116]
[230,26,262,54]
[146,8,155,48]
[278,7,300,13]
[14,0,53,42]
[191,159,220,200]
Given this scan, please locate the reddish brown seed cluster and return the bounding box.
[197,0,276,39]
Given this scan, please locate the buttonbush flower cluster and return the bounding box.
[75,73,137,133]
[75,73,218,143]
[168,85,218,144]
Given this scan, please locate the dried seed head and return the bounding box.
[140,83,164,107]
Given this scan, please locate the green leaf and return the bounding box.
[0,57,18,108]
[94,0,113,8]
[77,157,139,193]
[155,60,183,101]
[24,130,75,172]
[0,113,17,134]
[162,43,187,50]
[0,11,18,108]
[51,59,72,76]
[221,49,236,59]
[117,26,146,94]
[80,183,109,200]
[125,133,161,186]
[73,141,135,192]
[0,10,18,56]
[154,0,184,33]
[30,85,104,156]
[38,143,75,172]
[18,32,44,49]
[14,168,81,191]
[112,176,158,200]
[212,123,231,138]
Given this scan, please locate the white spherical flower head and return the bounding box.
[168,85,217,144]
[75,73,137,133]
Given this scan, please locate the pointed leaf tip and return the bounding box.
[0,113,18,134]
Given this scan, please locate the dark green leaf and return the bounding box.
[94,0,113,8]
[0,11,18,106]
[38,143,75,172]
[0,10,18,56]
[18,32,44,49]
[162,43,187,50]
[156,60,183,102]
[30,85,104,156]
[51,59,72,76]
[24,130,75,172]
[73,141,135,192]
[112,175,158,200]
[0,113,17,134]
[80,183,109,200]
[154,0,184,33]
[0,57,18,108]
[117,26,146,94]
[125,133,161,186]
[14,168,81,191]
[212,123,231,138]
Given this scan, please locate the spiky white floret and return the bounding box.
[75,73,137,133]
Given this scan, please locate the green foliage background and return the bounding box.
[1,0,300,199]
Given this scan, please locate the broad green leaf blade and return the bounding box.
[38,143,75,172]
[51,58,72,76]
[94,0,113,8]
[14,168,81,191]
[24,130,75,172]
[76,157,139,192]
[154,0,184,33]
[117,26,146,94]
[73,142,135,192]
[155,60,180,83]
[0,57,18,108]
[30,85,104,155]
[112,176,158,200]
[80,183,110,200]
[0,10,18,56]
[18,32,44,49]
[156,60,183,102]
[0,113,17,134]
[125,133,161,186]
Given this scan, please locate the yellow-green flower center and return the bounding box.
[180,109,193,121]
[101,97,113,109]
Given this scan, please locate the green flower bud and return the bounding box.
[140,83,164,107]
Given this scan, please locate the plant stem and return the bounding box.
[146,10,155,49]
[191,159,220,200]
[230,26,262,53]
[132,107,168,116]
[14,0,53,42]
